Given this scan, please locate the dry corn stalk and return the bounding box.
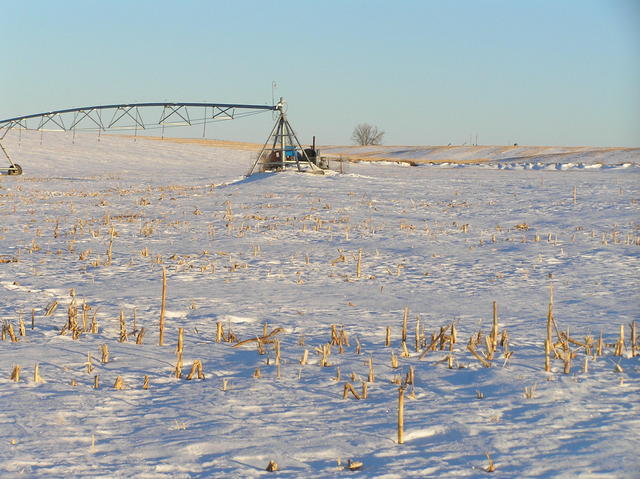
[216,321,223,343]
[34,362,44,383]
[275,339,282,378]
[484,335,493,357]
[318,343,331,367]
[136,327,145,344]
[418,333,436,359]
[159,267,167,346]
[340,328,349,348]
[64,295,79,336]
[186,360,205,380]
[81,302,90,332]
[86,352,94,373]
[105,238,113,265]
[94,375,99,389]
[233,327,284,348]
[300,349,308,365]
[583,356,589,373]
[405,365,415,385]
[175,352,183,379]
[402,306,409,343]
[523,384,536,399]
[391,351,399,369]
[119,310,127,342]
[490,301,499,354]
[467,343,491,368]
[101,344,109,363]
[343,382,361,400]
[113,376,123,389]
[398,386,405,444]
[614,324,625,356]
[597,331,603,356]
[7,323,18,343]
[45,301,59,317]
[176,327,184,354]
[368,357,375,382]
[484,453,496,473]
[91,311,98,334]
[545,288,554,371]
[330,324,340,345]
[544,338,551,372]
[11,365,21,382]
[143,375,150,389]
[439,326,448,350]
[500,329,508,350]
[563,349,572,374]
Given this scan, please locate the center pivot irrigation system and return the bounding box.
[0,97,325,176]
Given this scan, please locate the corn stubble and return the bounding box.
[2,196,638,479]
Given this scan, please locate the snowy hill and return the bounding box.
[322,144,640,168]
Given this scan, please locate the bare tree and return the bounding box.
[351,123,384,146]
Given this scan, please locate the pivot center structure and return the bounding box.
[246,98,324,176]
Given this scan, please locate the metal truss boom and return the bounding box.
[0,98,327,178]
[0,101,278,136]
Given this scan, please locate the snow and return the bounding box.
[1,130,639,478]
[321,144,640,170]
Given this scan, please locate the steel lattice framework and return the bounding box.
[0,99,322,176]
[0,101,277,136]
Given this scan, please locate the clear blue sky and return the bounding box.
[2,0,639,146]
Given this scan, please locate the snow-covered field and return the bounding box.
[322,144,640,169]
[1,131,639,478]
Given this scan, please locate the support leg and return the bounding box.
[0,139,22,175]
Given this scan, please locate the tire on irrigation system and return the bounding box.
[7,164,22,175]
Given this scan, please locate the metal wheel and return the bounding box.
[7,163,22,175]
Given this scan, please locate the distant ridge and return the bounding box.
[126,134,263,151]
[122,135,639,166]
[320,145,640,165]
